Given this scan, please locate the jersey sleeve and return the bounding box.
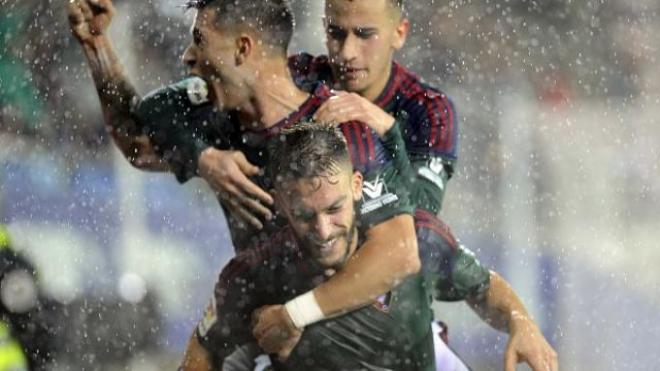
[397,102,456,214]
[414,210,490,301]
[194,252,265,366]
[356,123,415,232]
[135,77,230,183]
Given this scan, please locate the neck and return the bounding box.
[365,61,394,102]
[239,59,309,130]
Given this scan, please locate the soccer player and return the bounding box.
[68,0,424,344]
[180,125,557,371]
[66,0,454,227]
[69,1,556,369]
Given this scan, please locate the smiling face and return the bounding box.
[181,7,250,111]
[276,167,363,269]
[324,0,409,101]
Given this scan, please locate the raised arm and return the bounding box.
[67,0,167,171]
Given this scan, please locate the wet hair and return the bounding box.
[185,0,294,54]
[266,123,351,189]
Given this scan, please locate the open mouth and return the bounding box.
[340,67,366,80]
[316,237,339,256]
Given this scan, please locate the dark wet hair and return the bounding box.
[266,122,351,189]
[185,0,294,54]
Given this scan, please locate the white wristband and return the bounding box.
[284,291,325,329]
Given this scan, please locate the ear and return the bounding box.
[235,34,254,65]
[392,18,410,50]
[351,171,363,202]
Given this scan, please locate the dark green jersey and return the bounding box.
[138,82,415,249]
[137,57,459,216]
[196,225,435,371]
[136,80,490,302]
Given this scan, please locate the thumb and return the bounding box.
[234,152,260,176]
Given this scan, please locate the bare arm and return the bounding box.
[253,214,420,356]
[467,271,558,371]
[68,0,167,171]
[313,213,419,314]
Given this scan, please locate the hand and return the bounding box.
[313,91,395,137]
[198,148,273,229]
[129,135,170,172]
[252,305,302,361]
[68,0,115,45]
[505,315,558,371]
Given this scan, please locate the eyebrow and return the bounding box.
[325,195,347,211]
[293,195,347,217]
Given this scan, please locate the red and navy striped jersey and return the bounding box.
[288,53,458,163]
[235,83,398,177]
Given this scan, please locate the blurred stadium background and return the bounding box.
[1,0,659,369]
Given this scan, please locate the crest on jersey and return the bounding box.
[197,296,217,337]
[186,76,210,105]
[373,292,392,312]
[363,175,386,199]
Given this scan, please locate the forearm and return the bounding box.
[313,214,420,316]
[467,271,534,333]
[80,35,153,164]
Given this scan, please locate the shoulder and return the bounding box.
[393,63,455,111]
[218,226,299,284]
[288,53,334,90]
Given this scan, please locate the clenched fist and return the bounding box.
[67,0,115,44]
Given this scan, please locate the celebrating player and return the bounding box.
[181,125,556,371]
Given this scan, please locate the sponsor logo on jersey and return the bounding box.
[360,175,399,214]
[197,296,217,337]
[363,175,386,199]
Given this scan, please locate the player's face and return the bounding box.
[182,7,249,111]
[277,168,363,269]
[324,0,409,101]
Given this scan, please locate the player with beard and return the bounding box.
[181,125,556,371]
[183,124,435,370]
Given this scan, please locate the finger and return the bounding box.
[232,173,274,206]
[226,200,264,230]
[234,193,273,220]
[67,2,84,25]
[312,100,335,122]
[233,153,260,176]
[504,349,517,371]
[88,0,112,12]
[277,346,294,362]
[525,354,548,371]
[78,0,94,21]
[257,330,280,354]
[251,307,265,328]
[550,352,559,371]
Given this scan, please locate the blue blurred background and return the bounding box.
[1,0,659,369]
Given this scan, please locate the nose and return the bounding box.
[339,33,358,63]
[182,44,197,70]
[313,214,333,242]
